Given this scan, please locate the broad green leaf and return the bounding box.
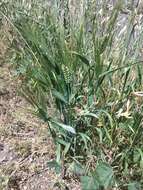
[56,143,61,164]
[78,133,92,149]
[52,90,68,104]
[63,142,71,156]
[95,128,103,143]
[94,162,114,189]
[81,176,99,190]
[99,61,143,78]
[52,121,76,134]
[69,162,85,176]
[128,182,141,190]
[81,162,113,190]
[82,112,99,119]
[56,138,71,156]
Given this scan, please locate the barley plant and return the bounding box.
[0,0,143,189]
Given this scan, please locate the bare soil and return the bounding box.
[0,60,80,189]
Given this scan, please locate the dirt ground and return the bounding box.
[0,53,80,189]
